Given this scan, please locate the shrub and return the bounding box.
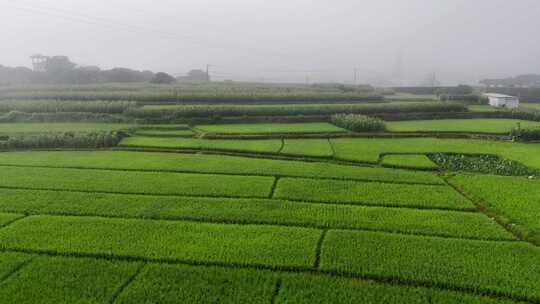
[428,153,537,176]
[511,127,540,141]
[0,111,130,123]
[331,114,386,132]
[0,131,126,149]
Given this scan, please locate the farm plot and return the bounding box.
[0,215,321,268]
[0,151,443,184]
[195,123,346,134]
[0,166,274,198]
[119,136,283,153]
[382,154,438,169]
[449,174,540,244]
[330,137,540,169]
[132,129,195,137]
[0,123,134,135]
[321,230,540,302]
[386,119,539,134]
[280,139,334,157]
[0,190,513,240]
[274,178,474,210]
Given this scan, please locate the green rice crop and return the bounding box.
[330,138,540,170]
[0,99,135,114]
[281,139,334,157]
[0,189,513,240]
[382,154,438,169]
[0,166,274,198]
[274,178,474,210]
[386,119,540,134]
[0,252,32,280]
[0,215,321,268]
[196,123,345,134]
[0,151,443,184]
[0,256,141,304]
[467,105,504,113]
[132,129,195,137]
[321,230,540,302]
[278,273,521,304]
[117,263,276,304]
[0,123,134,135]
[0,212,25,227]
[449,174,540,244]
[119,136,282,153]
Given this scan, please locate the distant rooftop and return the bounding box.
[483,93,517,98]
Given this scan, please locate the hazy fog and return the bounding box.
[2,0,540,84]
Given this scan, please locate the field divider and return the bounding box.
[313,229,328,269]
[443,176,535,246]
[0,247,528,304]
[0,257,34,286]
[108,263,146,304]
[0,214,29,231]
[0,163,445,186]
[327,138,336,159]
[277,138,285,153]
[268,176,280,198]
[270,278,282,304]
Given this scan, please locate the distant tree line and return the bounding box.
[0,56,176,85]
[480,74,540,88]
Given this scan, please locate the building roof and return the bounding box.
[483,93,518,98]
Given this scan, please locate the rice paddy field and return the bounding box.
[1,115,540,302]
[386,119,540,134]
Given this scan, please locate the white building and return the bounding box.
[484,93,520,109]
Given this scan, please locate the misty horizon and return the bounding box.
[2,0,540,85]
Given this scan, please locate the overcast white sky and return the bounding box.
[1,0,540,84]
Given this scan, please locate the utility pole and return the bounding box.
[205,64,212,82]
[353,68,358,85]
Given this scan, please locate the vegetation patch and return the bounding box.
[330,114,386,132]
[281,139,334,158]
[0,131,125,149]
[386,119,540,134]
[0,189,513,241]
[0,166,275,198]
[196,123,345,135]
[321,230,540,302]
[382,154,438,170]
[0,215,321,268]
[428,153,537,176]
[274,178,474,210]
[450,174,540,244]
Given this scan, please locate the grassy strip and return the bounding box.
[382,154,438,170]
[0,151,444,185]
[281,139,334,158]
[196,123,346,134]
[0,166,274,198]
[386,119,540,134]
[449,174,540,244]
[278,273,522,304]
[330,137,540,170]
[119,136,283,153]
[117,263,276,304]
[274,178,474,211]
[321,230,540,302]
[0,189,514,241]
[0,215,321,268]
[0,256,141,303]
[0,123,134,135]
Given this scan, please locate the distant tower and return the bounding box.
[30,54,49,72]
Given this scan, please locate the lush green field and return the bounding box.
[132,129,194,137]
[450,174,540,244]
[0,123,134,134]
[196,123,345,134]
[1,128,540,302]
[330,137,540,169]
[274,178,473,210]
[467,105,504,112]
[386,119,540,134]
[0,151,443,184]
[120,136,283,153]
[382,154,438,169]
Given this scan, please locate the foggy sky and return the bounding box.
[2,0,540,85]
